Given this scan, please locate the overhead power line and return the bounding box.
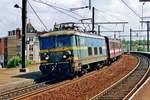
[52,5,87,19]
[94,11,112,22]
[120,0,141,19]
[32,0,80,21]
[75,22,128,24]
[28,1,48,30]
[95,8,125,21]
[39,1,86,19]
[32,0,94,31]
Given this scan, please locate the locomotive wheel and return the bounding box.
[77,63,83,77]
[69,68,76,79]
[96,63,102,70]
[84,68,88,74]
[96,65,100,70]
[77,68,85,77]
[77,70,83,77]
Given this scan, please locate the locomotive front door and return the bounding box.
[75,36,81,59]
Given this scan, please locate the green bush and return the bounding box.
[26,60,33,66]
[7,56,22,68]
[137,46,144,51]
[7,56,33,68]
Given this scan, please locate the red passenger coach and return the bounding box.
[109,39,123,58]
[105,37,123,62]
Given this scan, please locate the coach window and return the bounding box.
[88,47,92,56]
[99,47,102,54]
[94,47,98,55]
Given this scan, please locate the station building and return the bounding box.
[7,28,22,61]
[2,21,41,67]
[7,21,41,64]
[25,21,40,64]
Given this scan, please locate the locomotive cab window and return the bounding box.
[40,35,73,50]
[94,47,98,55]
[88,47,92,56]
[99,47,102,54]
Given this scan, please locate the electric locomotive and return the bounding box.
[39,22,123,77]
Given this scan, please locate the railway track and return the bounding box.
[0,80,47,100]
[0,66,104,100]
[90,54,150,100]
[0,54,142,100]
[0,77,71,100]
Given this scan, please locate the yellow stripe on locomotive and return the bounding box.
[40,46,87,53]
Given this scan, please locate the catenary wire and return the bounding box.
[120,0,141,19]
[32,0,81,21]
[28,0,49,30]
[32,0,93,30]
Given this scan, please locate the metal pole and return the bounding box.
[119,32,121,39]
[114,33,116,39]
[89,0,91,10]
[92,7,95,32]
[98,25,100,35]
[130,29,132,52]
[147,21,149,52]
[20,0,27,72]
[141,2,145,29]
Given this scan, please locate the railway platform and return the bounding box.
[0,64,41,94]
[130,77,150,100]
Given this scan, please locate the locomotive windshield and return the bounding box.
[40,35,73,50]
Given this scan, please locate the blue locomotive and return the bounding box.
[39,23,123,77]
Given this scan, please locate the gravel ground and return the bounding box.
[22,54,138,100]
[0,64,40,94]
[0,64,39,84]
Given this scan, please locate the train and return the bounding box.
[39,22,123,77]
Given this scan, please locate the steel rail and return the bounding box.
[10,64,108,100]
[123,55,150,100]
[12,58,124,100]
[0,80,48,100]
[12,80,71,100]
[90,54,150,100]
[0,54,141,100]
[12,67,107,100]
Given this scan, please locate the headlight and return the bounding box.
[45,55,49,60]
[63,51,72,59]
[63,55,67,59]
[42,53,49,60]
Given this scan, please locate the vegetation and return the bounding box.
[26,60,33,66]
[7,56,33,68]
[7,56,22,68]
[122,39,147,52]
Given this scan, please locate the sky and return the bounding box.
[0,0,150,39]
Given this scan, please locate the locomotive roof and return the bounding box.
[40,30,105,39]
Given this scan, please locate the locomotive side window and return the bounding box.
[99,47,102,54]
[94,47,98,55]
[88,47,92,56]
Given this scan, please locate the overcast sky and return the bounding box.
[0,0,150,39]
